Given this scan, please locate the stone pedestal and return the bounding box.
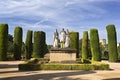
[50,48,76,63]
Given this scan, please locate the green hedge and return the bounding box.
[92,61,109,70]
[19,62,109,70]
[0,24,8,61]
[32,31,46,58]
[106,24,118,62]
[25,30,33,59]
[13,27,23,60]
[27,58,49,64]
[70,32,79,58]
[90,29,101,61]
[82,31,89,60]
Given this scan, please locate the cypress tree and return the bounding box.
[90,28,101,61]
[32,31,46,58]
[82,31,89,60]
[106,24,118,62]
[0,24,8,61]
[25,30,33,59]
[70,32,79,58]
[13,27,23,60]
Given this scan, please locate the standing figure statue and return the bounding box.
[65,29,70,48]
[60,28,66,48]
[53,29,59,48]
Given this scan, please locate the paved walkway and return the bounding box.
[0,61,120,80]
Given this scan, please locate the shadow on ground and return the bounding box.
[0,64,18,68]
[103,78,120,80]
[0,70,96,80]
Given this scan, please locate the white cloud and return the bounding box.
[0,0,120,44]
[0,0,106,20]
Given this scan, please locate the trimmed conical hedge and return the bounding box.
[13,27,23,60]
[25,30,33,59]
[0,24,8,61]
[70,32,79,58]
[106,24,118,62]
[32,31,46,58]
[82,31,89,60]
[90,28,101,61]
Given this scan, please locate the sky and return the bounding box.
[0,0,120,45]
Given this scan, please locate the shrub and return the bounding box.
[71,64,94,70]
[82,31,89,60]
[81,59,91,63]
[27,58,38,64]
[106,24,118,62]
[25,30,33,59]
[32,31,46,58]
[13,27,23,60]
[70,32,79,58]
[0,24,8,61]
[90,29,101,61]
[19,62,109,70]
[92,61,109,70]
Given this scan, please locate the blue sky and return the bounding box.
[0,0,120,45]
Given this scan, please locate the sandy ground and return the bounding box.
[0,61,120,80]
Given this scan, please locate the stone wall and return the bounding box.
[50,48,76,63]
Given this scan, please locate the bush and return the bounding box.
[27,58,38,64]
[19,62,109,70]
[82,31,89,60]
[106,24,118,62]
[40,64,72,70]
[25,30,33,59]
[81,59,91,63]
[90,28,101,61]
[92,61,109,70]
[70,32,79,58]
[19,63,40,70]
[13,27,23,60]
[0,24,8,61]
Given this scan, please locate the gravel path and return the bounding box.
[0,61,120,80]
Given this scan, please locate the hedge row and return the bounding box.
[32,31,46,58]
[13,27,23,60]
[106,24,118,62]
[25,30,33,59]
[90,29,101,61]
[19,62,109,70]
[70,32,79,58]
[0,24,8,61]
[82,31,89,60]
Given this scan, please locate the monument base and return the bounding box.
[50,48,76,63]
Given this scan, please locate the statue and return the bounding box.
[53,28,70,48]
[53,29,59,48]
[60,28,66,48]
[65,29,70,48]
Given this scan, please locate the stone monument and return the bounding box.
[50,28,76,63]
